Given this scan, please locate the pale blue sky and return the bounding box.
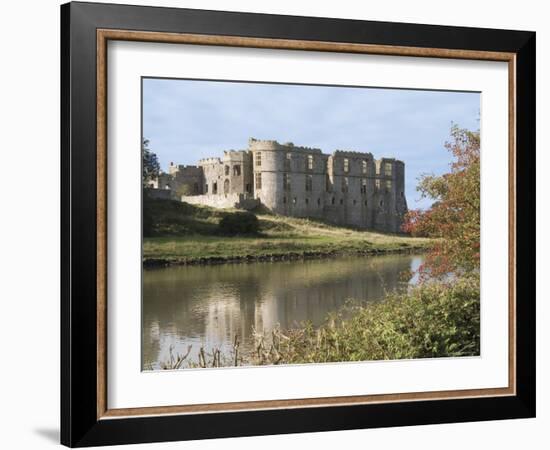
[143,78,479,209]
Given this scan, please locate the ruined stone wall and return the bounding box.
[324,151,375,228]
[370,159,407,233]
[249,138,327,218]
[181,193,260,210]
[165,163,204,196]
[153,138,407,233]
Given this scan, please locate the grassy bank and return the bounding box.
[143,198,431,265]
[161,275,480,369]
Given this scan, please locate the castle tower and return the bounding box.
[372,158,407,233]
[325,151,375,228]
[248,138,327,218]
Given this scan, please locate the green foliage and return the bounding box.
[266,275,480,364]
[143,198,260,237]
[403,124,480,277]
[176,184,192,198]
[218,212,259,235]
[142,189,154,237]
[161,275,480,369]
[142,138,160,186]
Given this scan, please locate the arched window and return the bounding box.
[224,165,230,176]
[224,179,230,194]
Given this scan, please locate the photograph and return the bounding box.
[141,78,481,371]
[54,1,537,446]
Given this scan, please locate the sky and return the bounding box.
[143,78,479,210]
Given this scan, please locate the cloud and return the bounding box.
[143,78,479,209]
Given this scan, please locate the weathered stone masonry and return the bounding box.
[151,138,408,233]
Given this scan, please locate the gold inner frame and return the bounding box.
[96,29,517,420]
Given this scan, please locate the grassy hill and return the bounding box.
[143,198,431,265]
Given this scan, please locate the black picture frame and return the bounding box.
[61,1,535,447]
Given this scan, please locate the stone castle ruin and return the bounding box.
[150,138,408,233]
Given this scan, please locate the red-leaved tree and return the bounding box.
[402,124,480,278]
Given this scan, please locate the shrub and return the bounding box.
[161,275,480,369]
[272,275,480,364]
[218,211,259,235]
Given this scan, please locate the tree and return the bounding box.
[142,138,160,187]
[402,124,480,278]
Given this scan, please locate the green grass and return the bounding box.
[143,198,431,264]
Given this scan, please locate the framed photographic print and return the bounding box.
[61,1,536,447]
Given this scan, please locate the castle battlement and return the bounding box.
[248,137,323,154]
[333,150,374,158]
[198,157,223,165]
[155,138,408,233]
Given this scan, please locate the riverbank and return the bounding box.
[143,198,431,267]
[143,239,427,267]
[157,274,480,369]
[143,199,431,267]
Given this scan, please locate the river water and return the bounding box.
[142,254,423,370]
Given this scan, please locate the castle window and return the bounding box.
[224,165,230,176]
[205,184,208,193]
[283,196,287,204]
[400,191,404,197]
[255,172,262,190]
[384,162,392,177]
[341,177,349,193]
[375,179,381,190]
[386,180,392,190]
[246,183,251,193]
[361,178,367,194]
[305,198,309,205]
[285,153,291,171]
[353,199,357,205]
[233,165,241,176]
[331,197,335,205]
[380,200,384,206]
[293,197,297,204]
[307,154,313,170]
[343,158,349,173]
[364,200,368,206]
[362,160,368,174]
[317,198,321,206]
[283,173,291,191]
[224,179,230,194]
[212,182,218,194]
[165,184,171,190]
[255,152,262,166]
[340,198,344,205]
[305,175,313,191]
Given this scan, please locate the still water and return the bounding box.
[142,254,423,370]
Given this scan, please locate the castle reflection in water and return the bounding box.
[142,254,422,370]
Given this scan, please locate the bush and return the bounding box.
[284,275,480,363]
[218,211,259,235]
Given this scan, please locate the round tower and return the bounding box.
[248,138,285,212]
